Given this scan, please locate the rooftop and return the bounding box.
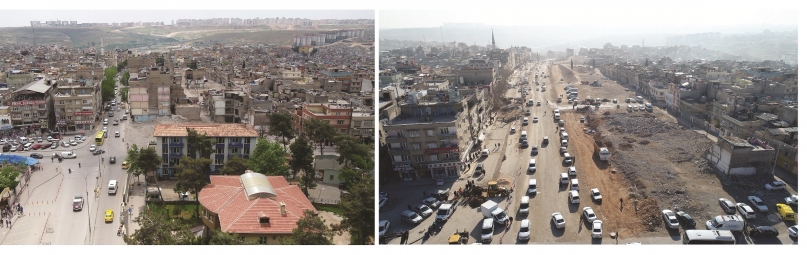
[153,123,258,137]
[198,173,315,234]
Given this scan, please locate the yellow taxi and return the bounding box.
[104,209,114,223]
[121,161,130,170]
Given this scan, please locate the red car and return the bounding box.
[32,143,42,150]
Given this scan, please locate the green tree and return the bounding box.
[304,118,336,155]
[187,60,198,70]
[186,128,215,175]
[124,209,196,245]
[248,138,289,176]
[284,210,333,245]
[208,229,258,245]
[136,147,161,186]
[117,59,127,72]
[338,174,374,244]
[120,87,129,103]
[0,166,21,191]
[310,48,318,55]
[124,144,143,183]
[289,135,315,196]
[156,57,165,66]
[333,135,371,169]
[174,156,211,217]
[104,67,118,80]
[120,71,130,86]
[266,113,296,149]
[221,155,249,176]
[337,156,372,190]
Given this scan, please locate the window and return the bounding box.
[162,147,168,154]
[23,113,31,118]
[445,153,451,159]
[427,143,437,149]
[217,138,225,144]
[353,121,361,127]
[259,217,270,224]
[172,137,181,143]
[337,120,345,125]
[214,158,223,165]
[83,100,89,104]
[11,107,19,111]
[409,130,420,137]
[412,143,421,150]
[230,137,240,143]
[429,155,439,161]
[243,147,250,155]
[335,111,341,116]
[163,157,169,164]
[216,148,224,154]
[426,130,435,137]
[401,155,410,161]
[162,137,169,143]
[364,120,373,127]
[341,129,347,134]
[65,116,71,120]
[441,140,450,146]
[243,138,251,144]
[258,236,267,245]
[329,175,334,181]
[439,127,450,134]
[172,148,181,154]
[414,155,424,162]
[231,148,239,154]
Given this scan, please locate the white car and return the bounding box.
[527,179,537,195]
[582,207,597,223]
[47,136,59,142]
[61,141,70,147]
[400,210,424,224]
[570,179,579,191]
[103,119,109,125]
[785,195,798,206]
[422,197,441,209]
[736,203,756,219]
[379,220,390,236]
[591,220,603,238]
[517,220,531,241]
[559,173,569,185]
[89,145,97,152]
[569,190,580,204]
[765,181,787,191]
[591,188,602,202]
[69,140,77,146]
[552,212,566,229]
[414,204,433,218]
[747,196,769,212]
[662,209,679,229]
[480,218,495,243]
[532,117,538,122]
[115,131,121,138]
[788,225,798,238]
[379,197,388,208]
[568,167,577,176]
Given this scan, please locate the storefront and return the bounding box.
[428,162,461,178]
[394,164,416,181]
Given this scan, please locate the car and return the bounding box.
[559,146,567,153]
[61,141,70,147]
[582,207,597,223]
[113,120,119,126]
[31,143,42,150]
[736,203,756,219]
[517,220,531,241]
[103,127,108,132]
[662,209,679,229]
[109,157,117,164]
[536,101,541,106]
[591,220,603,238]
[528,179,537,195]
[521,140,529,148]
[379,197,388,208]
[675,211,696,228]
[29,153,43,159]
[90,145,97,152]
[121,160,129,169]
[50,142,58,149]
[787,225,798,237]
[104,210,114,223]
[379,220,390,236]
[749,226,779,238]
[591,188,602,202]
[747,196,770,212]
[9,145,17,152]
[414,204,433,218]
[559,173,569,185]
[531,146,539,155]
[422,197,441,209]
[558,120,565,126]
[570,179,579,191]
[108,112,114,117]
[525,109,531,115]
[551,212,566,229]
[765,181,787,191]
[785,195,798,206]
[36,137,43,142]
[542,136,549,145]
[569,190,580,204]
[103,119,109,125]
[69,140,77,146]
[580,116,585,123]
[47,136,59,142]
[122,115,128,120]
[73,194,84,211]
[16,144,24,151]
[568,166,577,176]
[533,117,538,122]
[93,149,106,155]
[400,210,424,224]
[718,198,736,214]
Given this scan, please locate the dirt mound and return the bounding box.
[619,143,633,150]
[555,65,579,83]
[635,197,663,232]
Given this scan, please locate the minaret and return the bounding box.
[491,29,496,49]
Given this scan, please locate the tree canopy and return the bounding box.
[136,147,161,186]
[221,155,249,176]
[174,156,211,217]
[284,210,333,245]
[266,113,296,149]
[186,128,215,175]
[124,209,196,245]
[304,118,336,155]
[248,138,289,177]
[0,166,20,192]
[289,135,315,196]
[338,173,374,244]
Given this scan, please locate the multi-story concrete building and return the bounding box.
[5,70,35,91]
[206,90,253,123]
[152,123,259,177]
[8,79,54,135]
[52,79,101,135]
[456,60,494,86]
[293,101,353,136]
[351,110,374,144]
[129,68,175,121]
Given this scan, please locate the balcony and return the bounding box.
[169,142,184,147]
[438,131,458,137]
[168,152,184,158]
[228,142,243,148]
[215,144,225,149]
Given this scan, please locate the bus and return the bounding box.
[95,131,105,146]
[682,230,735,244]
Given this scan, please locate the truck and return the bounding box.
[594,140,611,161]
[481,200,510,225]
[435,200,459,222]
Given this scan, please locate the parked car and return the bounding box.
[517,220,531,242]
[581,207,597,223]
[787,225,798,238]
[31,143,42,150]
[748,196,770,212]
[568,166,577,176]
[90,145,97,152]
[50,142,58,149]
[590,188,602,202]
[662,209,679,229]
[379,220,390,236]
[749,226,779,238]
[559,173,569,185]
[718,198,736,214]
[29,153,43,159]
[379,197,388,208]
[69,140,77,146]
[400,210,424,224]
[531,146,539,155]
[552,212,566,229]
[591,220,603,238]
[414,204,433,218]
[422,197,441,209]
[765,181,787,191]
[675,211,696,228]
[736,203,756,219]
[785,195,798,206]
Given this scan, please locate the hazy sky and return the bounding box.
[0,10,374,28]
[381,2,798,30]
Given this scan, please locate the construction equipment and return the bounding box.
[483,180,510,198]
[448,230,470,244]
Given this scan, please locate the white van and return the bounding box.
[60,151,77,159]
[705,215,745,231]
[23,143,33,151]
[519,196,530,215]
[19,137,29,143]
[528,159,536,172]
[108,180,118,194]
[645,103,653,112]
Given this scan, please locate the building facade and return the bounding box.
[52,79,100,134]
[152,123,258,177]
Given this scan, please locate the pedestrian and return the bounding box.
[19,205,22,214]
[51,158,54,163]
[79,163,81,168]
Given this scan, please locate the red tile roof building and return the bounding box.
[198,171,316,244]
